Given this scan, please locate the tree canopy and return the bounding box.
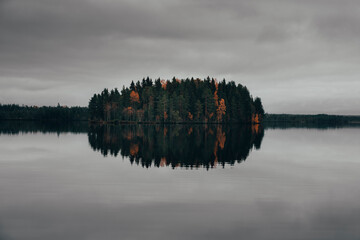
[89,77,265,123]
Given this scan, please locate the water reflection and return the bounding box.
[1,122,360,239]
[88,124,264,169]
[0,120,88,135]
[264,121,360,129]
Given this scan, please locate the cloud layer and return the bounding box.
[1,0,359,114]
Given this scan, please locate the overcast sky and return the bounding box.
[0,0,359,114]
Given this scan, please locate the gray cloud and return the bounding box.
[0,0,359,114]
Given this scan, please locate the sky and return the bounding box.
[0,0,359,114]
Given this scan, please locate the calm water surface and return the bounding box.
[0,123,359,240]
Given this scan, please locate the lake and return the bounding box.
[0,122,359,240]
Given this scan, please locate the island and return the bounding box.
[88,77,265,124]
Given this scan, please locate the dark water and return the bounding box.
[0,122,359,240]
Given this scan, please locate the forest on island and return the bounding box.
[89,77,264,123]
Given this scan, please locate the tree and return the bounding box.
[158,93,168,122]
[194,100,203,121]
[88,94,97,120]
[216,99,226,122]
[202,87,215,122]
[130,91,140,104]
[254,97,264,115]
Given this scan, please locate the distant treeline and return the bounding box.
[264,114,360,125]
[0,104,88,121]
[89,77,265,123]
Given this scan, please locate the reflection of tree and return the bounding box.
[88,124,264,169]
[0,120,88,135]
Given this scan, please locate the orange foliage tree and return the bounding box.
[214,81,219,107]
[130,91,140,103]
[213,81,227,122]
[216,99,226,122]
[129,91,140,121]
[160,79,167,89]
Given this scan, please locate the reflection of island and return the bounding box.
[88,124,264,169]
